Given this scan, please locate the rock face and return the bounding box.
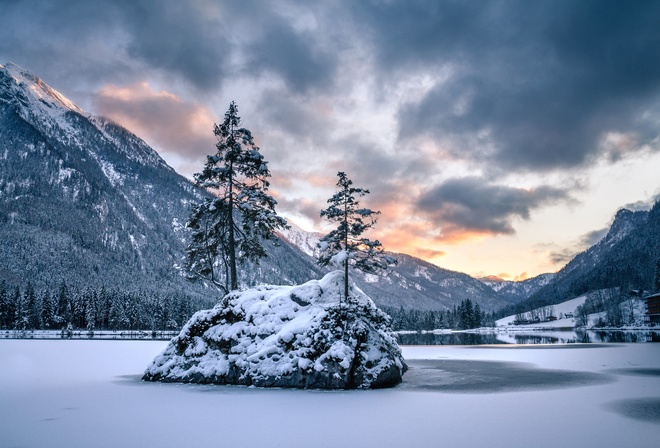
[143,271,407,389]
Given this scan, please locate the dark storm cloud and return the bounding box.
[0,0,246,92]
[1,0,342,95]
[246,18,337,94]
[416,177,570,237]
[350,0,660,172]
[0,0,129,90]
[331,138,407,211]
[118,0,231,91]
[257,90,330,138]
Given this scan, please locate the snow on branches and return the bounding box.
[185,102,288,292]
[318,172,396,300]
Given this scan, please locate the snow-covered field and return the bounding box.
[496,295,587,328]
[1,340,658,448]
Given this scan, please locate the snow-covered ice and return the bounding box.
[1,340,658,448]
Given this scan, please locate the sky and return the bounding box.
[2,0,660,280]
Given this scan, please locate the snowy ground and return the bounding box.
[496,295,587,328]
[1,340,659,448]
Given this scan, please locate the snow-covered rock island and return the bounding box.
[143,271,407,389]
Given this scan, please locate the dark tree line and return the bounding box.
[0,281,214,331]
[385,298,494,331]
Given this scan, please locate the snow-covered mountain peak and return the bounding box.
[1,62,173,173]
[1,62,83,114]
[278,219,323,257]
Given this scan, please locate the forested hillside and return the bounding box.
[497,204,660,318]
[0,63,324,316]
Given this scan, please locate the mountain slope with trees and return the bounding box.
[0,62,323,303]
[497,204,660,318]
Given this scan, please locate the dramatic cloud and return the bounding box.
[3,0,659,277]
[371,0,660,172]
[416,177,571,241]
[246,19,337,94]
[118,0,232,91]
[95,82,216,170]
[5,0,659,174]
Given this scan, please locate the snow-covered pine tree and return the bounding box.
[13,286,28,330]
[185,198,232,292]
[85,291,97,331]
[0,281,8,329]
[186,102,288,292]
[318,171,396,302]
[24,283,38,330]
[39,290,55,329]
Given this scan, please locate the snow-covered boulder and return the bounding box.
[143,271,407,389]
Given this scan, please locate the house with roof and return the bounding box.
[643,292,660,325]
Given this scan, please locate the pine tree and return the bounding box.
[108,297,129,330]
[457,299,476,329]
[185,198,231,291]
[186,101,288,291]
[85,291,97,331]
[0,281,8,329]
[55,283,70,328]
[39,291,55,329]
[474,303,482,329]
[13,286,27,330]
[318,171,396,301]
[24,283,38,329]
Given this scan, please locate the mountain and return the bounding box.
[354,252,507,312]
[479,273,555,303]
[506,205,660,314]
[0,62,540,314]
[278,221,507,311]
[277,222,323,257]
[0,62,323,298]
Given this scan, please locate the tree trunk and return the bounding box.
[344,257,349,304]
[343,196,349,302]
[228,161,238,291]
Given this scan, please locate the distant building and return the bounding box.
[644,292,660,324]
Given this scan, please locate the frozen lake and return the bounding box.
[1,340,658,448]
